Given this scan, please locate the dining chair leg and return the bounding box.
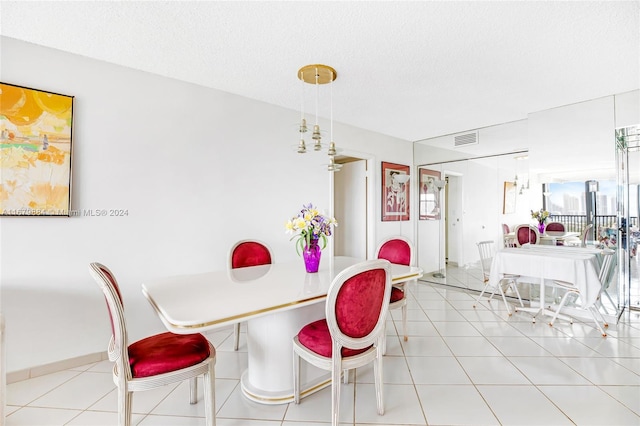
[602,290,615,314]
[374,345,385,416]
[589,301,609,330]
[401,302,408,342]
[514,283,540,323]
[204,363,216,426]
[592,305,608,328]
[496,281,513,316]
[472,281,490,308]
[118,387,133,426]
[548,291,573,326]
[331,360,342,426]
[381,322,387,356]
[233,323,241,351]
[509,279,525,308]
[474,280,515,316]
[189,377,197,404]
[588,307,607,337]
[292,349,300,404]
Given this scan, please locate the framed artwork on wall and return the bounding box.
[0,82,74,216]
[503,181,517,214]
[419,168,441,220]
[381,161,410,221]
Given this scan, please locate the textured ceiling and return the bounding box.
[1,1,638,142]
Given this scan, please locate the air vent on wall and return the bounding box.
[453,131,478,147]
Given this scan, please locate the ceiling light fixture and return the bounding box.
[296,64,341,172]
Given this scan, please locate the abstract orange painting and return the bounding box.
[0,83,74,216]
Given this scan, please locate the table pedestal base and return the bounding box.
[241,371,331,405]
[240,302,330,404]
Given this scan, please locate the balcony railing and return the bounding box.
[548,215,639,233]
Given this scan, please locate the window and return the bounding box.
[546,181,618,215]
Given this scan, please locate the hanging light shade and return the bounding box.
[297,64,341,172]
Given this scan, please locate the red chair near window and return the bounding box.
[544,222,566,245]
[292,259,391,426]
[545,222,565,232]
[375,236,413,343]
[89,263,216,426]
[514,224,540,246]
[228,240,273,350]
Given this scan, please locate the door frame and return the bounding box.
[331,153,375,259]
[443,171,464,267]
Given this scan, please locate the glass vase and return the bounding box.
[538,222,545,234]
[302,238,322,273]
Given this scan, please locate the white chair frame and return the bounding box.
[548,249,615,336]
[565,224,594,248]
[292,259,392,426]
[600,257,618,314]
[89,263,216,426]
[228,239,273,351]
[503,224,517,248]
[472,240,524,316]
[375,236,414,344]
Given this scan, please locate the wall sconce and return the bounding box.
[394,174,411,184]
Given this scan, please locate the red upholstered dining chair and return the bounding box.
[228,240,273,350]
[292,259,391,426]
[545,222,565,245]
[375,236,413,344]
[89,263,216,426]
[514,224,540,246]
[545,222,565,232]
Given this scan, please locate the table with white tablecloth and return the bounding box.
[489,245,603,319]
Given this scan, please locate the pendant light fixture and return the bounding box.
[296,64,341,172]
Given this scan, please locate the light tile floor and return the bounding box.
[5,265,640,425]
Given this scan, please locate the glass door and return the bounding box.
[615,125,640,319]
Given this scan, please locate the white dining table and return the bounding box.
[489,245,603,321]
[540,230,580,245]
[142,256,423,404]
[505,230,580,245]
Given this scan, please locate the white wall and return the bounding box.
[334,160,367,258]
[0,37,414,372]
[615,90,639,129]
[529,95,615,182]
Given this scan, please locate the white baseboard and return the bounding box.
[6,351,108,384]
